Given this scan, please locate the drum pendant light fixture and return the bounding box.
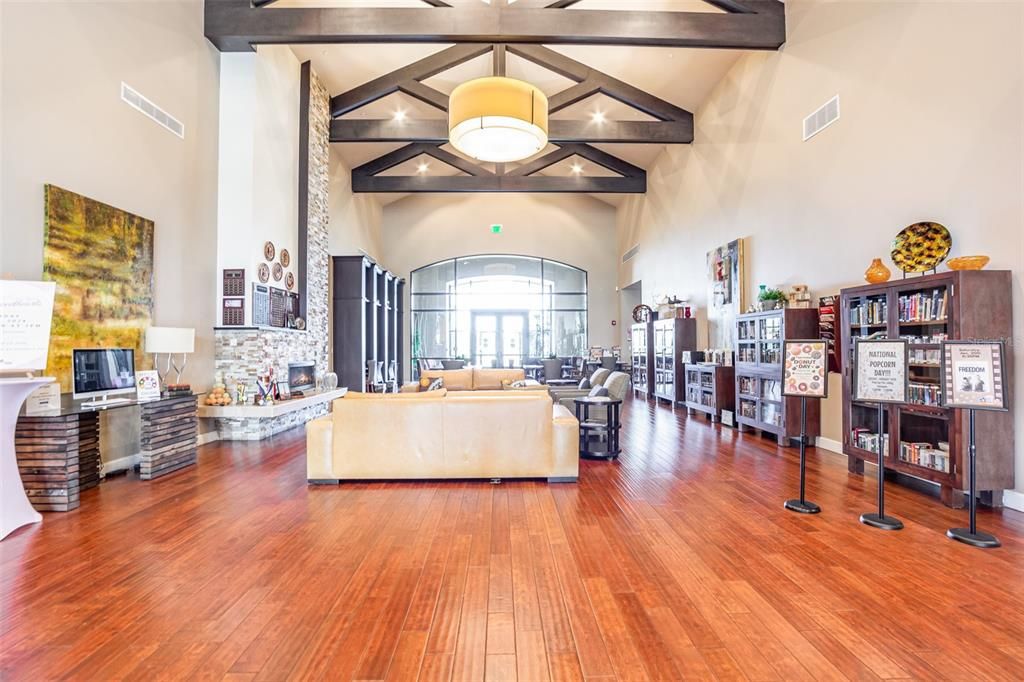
[448,77,548,163]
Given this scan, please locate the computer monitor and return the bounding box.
[72,348,136,402]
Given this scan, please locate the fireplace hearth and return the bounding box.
[288,361,316,393]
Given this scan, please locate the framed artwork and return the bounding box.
[853,338,909,404]
[43,185,154,390]
[706,238,745,350]
[941,341,1008,411]
[783,340,828,398]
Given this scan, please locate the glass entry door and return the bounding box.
[471,311,527,368]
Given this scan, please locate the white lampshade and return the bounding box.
[145,327,195,354]
[449,77,548,163]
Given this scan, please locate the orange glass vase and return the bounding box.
[864,258,891,284]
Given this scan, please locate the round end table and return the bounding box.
[573,396,622,460]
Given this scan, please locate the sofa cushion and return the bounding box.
[427,377,445,391]
[590,368,612,386]
[422,368,473,391]
[588,385,610,398]
[472,367,525,390]
[578,377,591,390]
[603,371,631,399]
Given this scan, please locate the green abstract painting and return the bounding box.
[43,184,154,391]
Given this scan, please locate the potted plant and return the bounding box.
[758,287,787,310]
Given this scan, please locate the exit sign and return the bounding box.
[491,224,503,234]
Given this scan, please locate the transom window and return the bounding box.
[411,255,587,372]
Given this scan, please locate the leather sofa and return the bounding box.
[401,367,546,392]
[306,388,579,482]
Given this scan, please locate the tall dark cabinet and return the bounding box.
[332,256,405,392]
[652,317,697,405]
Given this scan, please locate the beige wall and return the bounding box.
[1,0,220,462]
[327,148,383,261]
[616,0,1024,500]
[380,193,618,377]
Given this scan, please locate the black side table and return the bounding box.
[573,397,622,460]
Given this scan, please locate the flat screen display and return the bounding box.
[72,348,136,398]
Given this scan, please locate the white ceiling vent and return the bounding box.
[622,244,640,264]
[802,94,840,142]
[121,82,184,139]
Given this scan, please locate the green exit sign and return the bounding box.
[491,224,503,234]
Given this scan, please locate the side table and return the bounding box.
[573,397,622,460]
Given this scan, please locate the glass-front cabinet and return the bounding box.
[733,308,821,444]
[652,317,697,405]
[630,322,653,398]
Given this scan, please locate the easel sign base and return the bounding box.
[784,499,821,514]
[860,512,904,531]
[947,527,1000,549]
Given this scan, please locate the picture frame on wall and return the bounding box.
[940,341,1008,412]
[852,338,909,404]
[782,340,829,399]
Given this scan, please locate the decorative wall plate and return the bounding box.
[280,249,290,267]
[257,262,270,283]
[272,262,284,281]
[294,317,306,330]
[285,271,295,290]
[632,304,652,323]
[264,241,276,261]
[890,222,951,273]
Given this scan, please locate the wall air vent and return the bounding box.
[802,94,840,142]
[121,82,184,139]
[622,244,640,264]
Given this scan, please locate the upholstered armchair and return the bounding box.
[547,367,612,403]
[558,370,631,423]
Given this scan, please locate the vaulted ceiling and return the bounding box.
[205,0,786,201]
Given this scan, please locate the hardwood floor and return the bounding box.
[3,396,1024,681]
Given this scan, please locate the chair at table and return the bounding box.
[600,355,617,370]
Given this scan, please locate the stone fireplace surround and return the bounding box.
[206,67,332,441]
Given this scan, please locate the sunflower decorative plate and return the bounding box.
[890,222,952,273]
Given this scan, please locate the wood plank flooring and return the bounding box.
[2,396,1023,681]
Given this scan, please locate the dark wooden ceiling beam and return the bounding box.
[204,2,786,52]
[329,43,490,117]
[330,118,693,144]
[397,81,449,112]
[506,145,579,177]
[352,174,645,194]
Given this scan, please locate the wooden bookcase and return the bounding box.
[685,364,735,422]
[332,256,405,392]
[840,270,1015,507]
[734,308,821,445]
[652,317,697,405]
[630,322,654,398]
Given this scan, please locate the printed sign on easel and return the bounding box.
[853,339,909,404]
[941,341,1008,411]
[783,340,829,399]
[0,280,56,372]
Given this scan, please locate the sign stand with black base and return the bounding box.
[785,396,821,514]
[852,338,909,532]
[781,340,828,515]
[859,401,904,530]
[946,410,999,548]
[941,340,1006,549]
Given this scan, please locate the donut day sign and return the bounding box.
[853,338,909,404]
[783,340,829,399]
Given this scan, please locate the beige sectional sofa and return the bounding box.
[401,367,546,392]
[306,388,579,483]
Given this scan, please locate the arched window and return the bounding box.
[411,255,587,372]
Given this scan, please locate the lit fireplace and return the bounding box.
[288,362,316,393]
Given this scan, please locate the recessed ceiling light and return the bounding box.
[570,163,583,175]
[393,109,407,122]
[416,162,429,174]
[591,111,606,124]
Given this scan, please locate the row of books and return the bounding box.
[901,332,949,344]
[850,299,887,325]
[909,348,941,365]
[898,288,948,323]
[908,382,942,405]
[852,429,889,455]
[899,440,950,473]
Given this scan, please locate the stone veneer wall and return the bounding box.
[211,68,332,441]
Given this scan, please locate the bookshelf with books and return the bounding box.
[840,270,1014,507]
[684,363,735,423]
[734,308,821,445]
[652,317,698,405]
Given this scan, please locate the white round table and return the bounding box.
[1,377,53,540]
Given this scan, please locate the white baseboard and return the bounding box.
[1004,489,1024,512]
[102,453,140,476]
[197,431,220,446]
[814,436,843,455]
